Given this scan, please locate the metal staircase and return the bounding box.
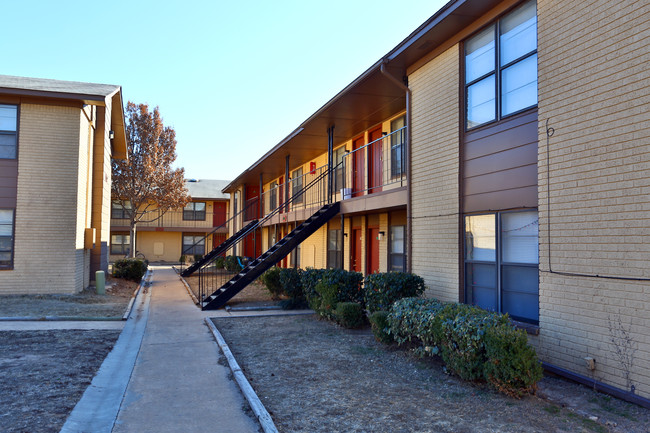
[201,202,340,310]
[180,219,259,278]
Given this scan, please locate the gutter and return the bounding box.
[380,62,412,273]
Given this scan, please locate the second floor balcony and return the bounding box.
[111,209,230,233]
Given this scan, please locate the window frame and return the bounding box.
[464,0,538,131]
[333,146,347,193]
[111,200,132,219]
[183,201,206,221]
[182,234,205,256]
[269,181,278,211]
[0,104,18,160]
[389,224,406,272]
[327,229,342,269]
[464,210,539,324]
[291,167,304,205]
[390,117,406,178]
[0,208,15,269]
[110,233,131,256]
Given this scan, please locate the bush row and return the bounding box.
[260,267,425,327]
[383,298,542,397]
[112,258,148,282]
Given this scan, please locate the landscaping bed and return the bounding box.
[0,330,120,433]
[213,314,650,433]
[183,273,281,308]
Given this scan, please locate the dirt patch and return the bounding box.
[0,276,138,318]
[183,273,280,308]
[213,314,650,433]
[0,330,120,433]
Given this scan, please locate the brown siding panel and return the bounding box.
[0,160,18,207]
[462,109,538,212]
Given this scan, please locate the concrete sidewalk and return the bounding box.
[63,265,260,433]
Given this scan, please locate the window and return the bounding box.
[292,168,303,204]
[269,181,278,211]
[110,233,130,255]
[182,234,205,256]
[290,243,301,268]
[464,210,539,324]
[465,0,537,129]
[333,146,347,192]
[389,225,406,272]
[0,104,17,159]
[183,202,206,221]
[0,209,14,268]
[327,229,342,269]
[390,117,405,177]
[111,200,132,219]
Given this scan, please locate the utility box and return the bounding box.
[95,270,105,295]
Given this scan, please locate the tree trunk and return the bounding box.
[129,222,137,259]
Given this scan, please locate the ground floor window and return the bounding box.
[464,210,539,324]
[110,233,130,256]
[327,229,342,269]
[0,209,14,268]
[290,243,301,268]
[389,225,406,272]
[182,234,205,256]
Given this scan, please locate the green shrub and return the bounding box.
[364,272,426,313]
[112,258,148,282]
[334,302,366,329]
[310,269,364,318]
[483,324,543,397]
[179,254,186,264]
[314,279,339,318]
[261,267,283,300]
[214,256,225,269]
[369,310,393,344]
[387,297,444,346]
[301,267,327,306]
[278,268,307,309]
[224,255,241,272]
[193,254,203,263]
[386,298,542,396]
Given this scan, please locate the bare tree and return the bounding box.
[112,102,190,257]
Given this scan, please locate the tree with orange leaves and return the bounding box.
[112,102,190,258]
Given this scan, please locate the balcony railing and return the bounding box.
[111,210,229,230]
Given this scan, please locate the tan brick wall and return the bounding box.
[409,44,461,303]
[300,225,327,269]
[134,231,182,262]
[0,104,83,294]
[76,107,94,289]
[537,0,650,397]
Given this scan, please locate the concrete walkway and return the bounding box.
[63,265,260,433]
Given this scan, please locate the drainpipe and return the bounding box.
[380,62,412,273]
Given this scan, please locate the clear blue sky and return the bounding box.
[4,0,447,181]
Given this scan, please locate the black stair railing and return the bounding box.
[194,162,340,305]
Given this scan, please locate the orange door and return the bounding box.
[351,228,362,272]
[352,136,365,197]
[367,227,380,274]
[368,128,383,194]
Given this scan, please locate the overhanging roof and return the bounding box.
[0,74,128,160]
[223,0,502,193]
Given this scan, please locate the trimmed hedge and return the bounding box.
[278,268,307,309]
[334,302,366,329]
[369,310,393,344]
[260,267,283,300]
[364,272,426,313]
[309,269,364,318]
[112,258,148,282]
[386,297,542,397]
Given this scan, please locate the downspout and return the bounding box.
[380,62,412,272]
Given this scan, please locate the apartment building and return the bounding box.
[200,0,650,403]
[0,75,127,294]
[110,179,230,263]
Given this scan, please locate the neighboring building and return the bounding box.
[0,75,127,294]
[218,0,650,403]
[109,179,230,263]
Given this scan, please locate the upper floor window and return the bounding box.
[269,181,278,211]
[292,168,304,204]
[0,209,14,269]
[0,104,18,159]
[183,202,206,221]
[390,117,405,178]
[111,200,132,219]
[333,146,346,193]
[465,0,537,129]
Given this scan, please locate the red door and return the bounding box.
[213,201,227,227]
[351,228,362,272]
[213,233,226,252]
[352,136,365,197]
[245,185,260,220]
[367,227,380,274]
[368,127,383,194]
